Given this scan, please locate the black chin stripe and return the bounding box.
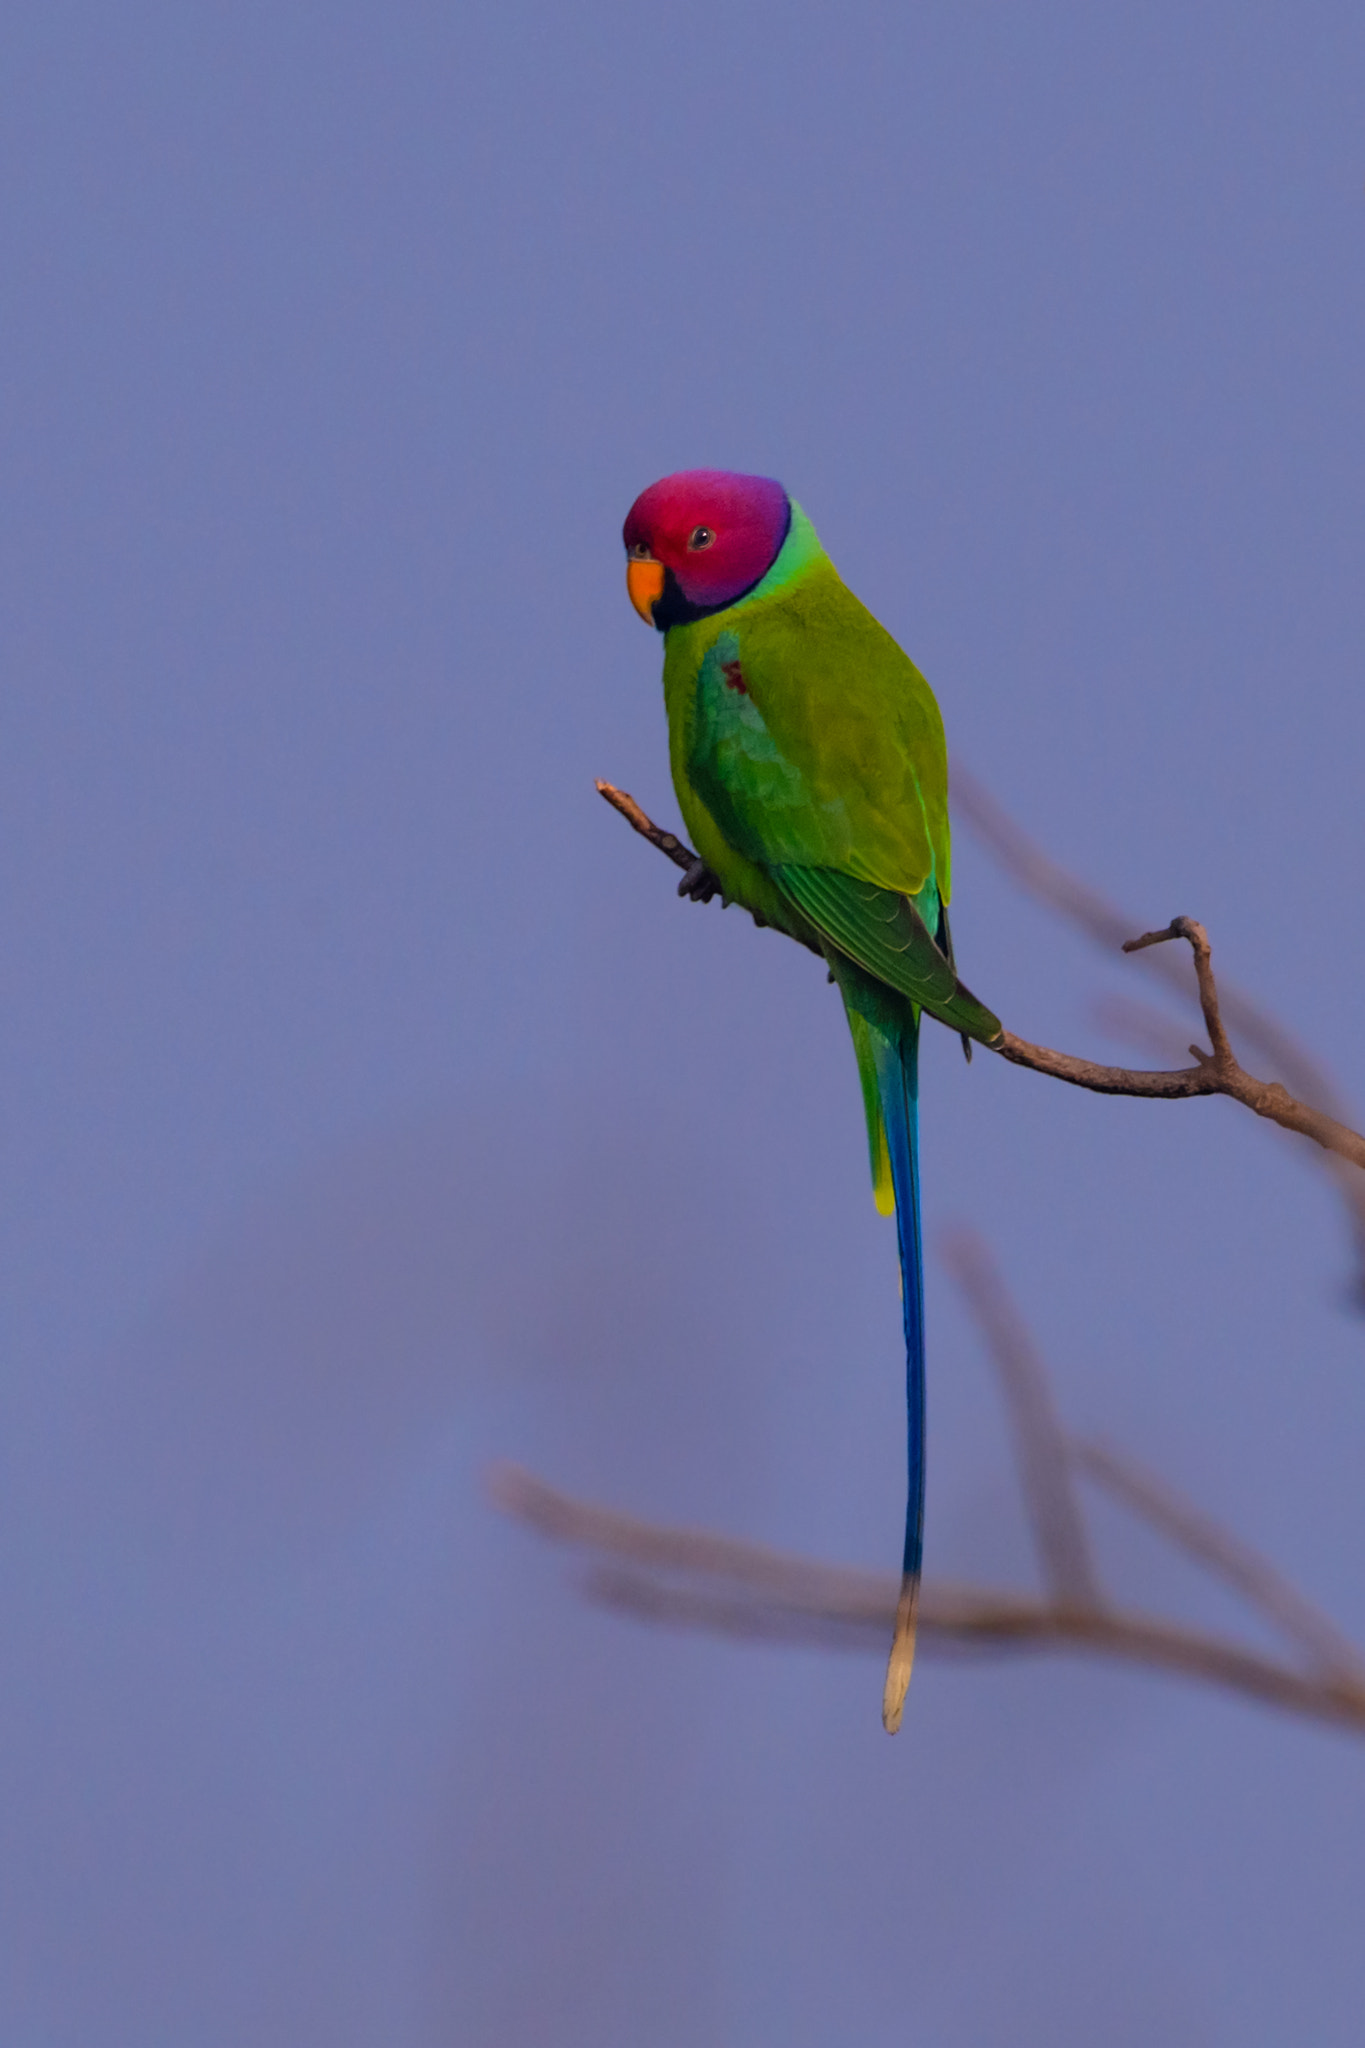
[653,501,793,632]
[652,570,719,630]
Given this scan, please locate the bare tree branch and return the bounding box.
[949,766,1345,1112]
[596,779,1365,1175]
[490,1464,1365,1736]
[940,1228,1103,1612]
[594,780,700,881]
[996,916,1365,1169]
[951,765,1365,1296]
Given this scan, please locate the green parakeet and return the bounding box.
[622,469,1002,1730]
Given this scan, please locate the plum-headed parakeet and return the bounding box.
[621,470,1002,1731]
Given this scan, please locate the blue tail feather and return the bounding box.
[871,1015,925,1592]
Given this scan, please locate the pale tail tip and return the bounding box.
[881,1575,920,1734]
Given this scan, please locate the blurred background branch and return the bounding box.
[939,1226,1102,1613]
[492,1236,1365,1736]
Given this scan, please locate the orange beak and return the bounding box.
[626,556,667,625]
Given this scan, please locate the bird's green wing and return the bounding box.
[676,562,1001,1046]
[773,865,1002,1045]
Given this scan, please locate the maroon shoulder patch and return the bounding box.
[720,658,747,695]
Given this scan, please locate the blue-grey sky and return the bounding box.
[2,3,1364,2041]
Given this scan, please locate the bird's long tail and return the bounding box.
[869,1011,925,1734]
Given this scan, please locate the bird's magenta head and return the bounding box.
[622,469,790,629]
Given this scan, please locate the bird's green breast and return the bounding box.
[661,623,805,937]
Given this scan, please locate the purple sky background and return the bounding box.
[2,2,1364,2040]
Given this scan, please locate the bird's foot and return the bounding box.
[677,857,722,904]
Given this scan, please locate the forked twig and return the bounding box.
[950,765,1365,1295]
[948,766,1345,1114]
[997,919,1365,1169]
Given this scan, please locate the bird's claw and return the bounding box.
[677,857,721,903]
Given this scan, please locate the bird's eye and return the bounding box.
[627,540,653,560]
[688,525,715,550]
